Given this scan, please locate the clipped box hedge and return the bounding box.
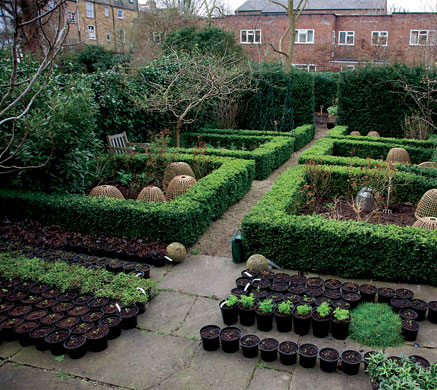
[177,133,294,180]
[299,137,437,178]
[0,154,255,246]
[242,165,437,285]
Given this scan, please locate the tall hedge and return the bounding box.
[313,72,339,111]
[337,65,437,138]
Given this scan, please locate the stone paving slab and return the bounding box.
[150,264,173,283]
[0,340,23,359]
[158,255,246,299]
[247,367,292,390]
[10,330,199,389]
[138,291,197,334]
[0,363,109,390]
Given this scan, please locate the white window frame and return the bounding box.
[88,25,96,40]
[120,29,126,42]
[104,8,109,17]
[86,2,94,18]
[345,65,355,70]
[338,31,354,46]
[240,29,261,44]
[371,31,388,46]
[409,30,437,46]
[295,29,314,44]
[117,9,124,19]
[152,31,162,44]
[67,11,76,23]
[332,30,335,45]
[106,32,111,41]
[129,0,134,3]
[293,64,317,72]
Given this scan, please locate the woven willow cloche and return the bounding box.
[89,185,124,199]
[137,186,165,202]
[163,162,195,190]
[386,148,411,164]
[349,131,361,136]
[415,189,437,219]
[165,175,197,201]
[413,217,437,230]
[367,131,380,137]
[418,162,437,168]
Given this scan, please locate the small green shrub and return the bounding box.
[257,299,274,314]
[296,304,311,316]
[226,294,239,307]
[316,301,331,317]
[333,308,350,322]
[240,293,255,309]
[277,300,293,315]
[350,303,403,348]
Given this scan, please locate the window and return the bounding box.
[117,9,124,19]
[106,32,111,41]
[86,2,94,18]
[410,30,437,46]
[332,31,335,45]
[88,25,95,40]
[151,32,162,44]
[120,29,125,42]
[371,31,388,46]
[104,8,109,17]
[295,29,314,44]
[294,64,317,72]
[345,65,355,70]
[240,29,261,44]
[338,31,354,45]
[68,11,76,23]
[129,0,134,3]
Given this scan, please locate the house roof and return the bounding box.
[235,0,387,14]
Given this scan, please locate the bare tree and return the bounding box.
[131,51,252,147]
[0,0,70,172]
[268,0,309,72]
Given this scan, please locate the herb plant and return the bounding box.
[239,293,255,309]
[225,294,239,307]
[277,300,293,315]
[296,304,311,316]
[333,307,350,322]
[316,301,331,317]
[257,299,274,314]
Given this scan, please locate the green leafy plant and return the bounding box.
[316,301,331,317]
[277,300,293,315]
[327,105,338,116]
[257,299,274,314]
[117,170,133,186]
[333,308,350,322]
[296,304,311,316]
[349,303,403,348]
[239,293,255,309]
[225,294,239,307]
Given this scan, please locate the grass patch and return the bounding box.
[349,303,403,349]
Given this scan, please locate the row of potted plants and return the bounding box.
[200,324,433,376]
[235,269,437,324]
[5,247,152,279]
[0,218,167,266]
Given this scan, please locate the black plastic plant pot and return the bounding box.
[410,355,430,369]
[71,321,94,335]
[342,292,361,310]
[15,320,39,347]
[45,329,71,356]
[240,334,259,359]
[82,310,105,325]
[428,301,437,323]
[311,313,330,338]
[29,324,55,351]
[401,319,419,341]
[255,309,274,332]
[152,255,166,268]
[274,310,293,333]
[219,327,241,353]
[64,334,87,359]
[377,287,395,304]
[259,338,278,362]
[395,288,414,300]
[219,300,239,326]
[238,304,256,326]
[341,350,362,375]
[0,317,23,341]
[391,297,410,313]
[319,347,340,373]
[86,325,109,352]
[298,343,319,368]
[359,284,377,302]
[331,317,350,340]
[409,299,428,321]
[292,312,311,336]
[99,315,122,340]
[363,351,378,370]
[278,341,298,366]
[119,305,139,330]
[200,325,221,351]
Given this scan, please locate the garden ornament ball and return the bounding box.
[246,254,269,271]
[166,242,186,263]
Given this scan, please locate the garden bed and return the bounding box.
[241,165,437,285]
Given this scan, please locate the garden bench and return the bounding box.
[107,132,149,155]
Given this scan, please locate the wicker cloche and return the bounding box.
[137,186,165,202]
[165,175,197,201]
[367,131,380,137]
[413,217,437,230]
[418,162,437,168]
[349,131,361,136]
[89,185,124,199]
[386,148,411,164]
[415,189,437,219]
[163,162,195,190]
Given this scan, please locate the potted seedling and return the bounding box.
[86,325,109,352]
[409,299,428,321]
[341,350,362,375]
[259,337,279,362]
[331,307,351,340]
[64,334,87,359]
[219,294,239,325]
[45,328,71,356]
[377,287,395,304]
[200,325,221,351]
[219,326,241,353]
[238,293,256,326]
[428,301,437,323]
[255,299,275,332]
[30,324,55,351]
[401,319,419,341]
[311,301,332,338]
[319,347,340,373]
[274,300,293,333]
[14,320,39,347]
[298,343,319,368]
[293,304,311,336]
[240,334,260,358]
[359,284,377,302]
[278,341,298,366]
[99,315,122,340]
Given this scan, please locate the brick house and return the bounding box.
[217,0,437,70]
[66,0,139,53]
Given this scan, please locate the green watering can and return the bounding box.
[231,229,245,264]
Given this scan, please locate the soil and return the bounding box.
[1,317,23,328]
[400,309,418,320]
[429,301,437,310]
[378,287,395,297]
[290,275,307,286]
[306,277,324,287]
[35,299,56,309]
[273,273,291,283]
[402,319,419,330]
[120,306,138,318]
[230,288,245,297]
[315,297,332,306]
[259,338,278,351]
[324,289,342,300]
[30,325,54,338]
[57,291,78,301]
[305,286,323,297]
[65,335,86,348]
[283,294,300,304]
[42,289,62,299]
[391,298,410,309]
[15,321,39,333]
[266,293,283,302]
[288,285,305,295]
[86,325,109,339]
[8,291,28,301]
[17,281,34,290]
[332,300,351,310]
[298,199,417,227]
[270,282,287,293]
[360,284,377,294]
[252,290,268,300]
[99,316,121,328]
[300,296,315,305]
[240,335,259,347]
[236,277,251,288]
[74,295,93,305]
[9,305,32,317]
[410,355,430,369]
[219,328,240,341]
[47,329,69,342]
[342,282,359,293]
[21,296,42,305]
[342,292,360,302]
[25,309,47,321]
[2,279,20,288]
[252,279,270,289]
[89,298,109,308]
[293,309,311,319]
[324,279,342,290]
[58,316,79,328]
[103,302,122,314]
[41,312,63,324]
[29,284,50,294]
[53,302,73,312]
[395,288,414,300]
[242,269,260,278]
[279,341,298,354]
[68,306,90,316]
[259,271,275,280]
[410,299,428,310]
[342,351,361,363]
[72,321,94,334]
[299,344,318,357]
[0,288,12,298]
[320,348,339,361]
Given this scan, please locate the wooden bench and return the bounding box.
[107,132,149,155]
